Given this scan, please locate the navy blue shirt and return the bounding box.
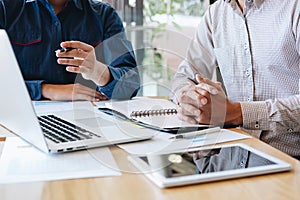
[0,0,139,100]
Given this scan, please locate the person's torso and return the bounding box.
[209,0,300,102]
[5,0,114,85]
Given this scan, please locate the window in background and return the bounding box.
[101,0,213,96]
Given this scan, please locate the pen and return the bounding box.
[55,47,75,53]
[169,127,221,140]
[188,77,198,85]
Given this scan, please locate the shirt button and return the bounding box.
[247,0,252,2]
[245,70,251,77]
[240,161,246,167]
[244,43,248,51]
[247,97,251,102]
[54,21,59,26]
[255,124,260,129]
[287,128,294,133]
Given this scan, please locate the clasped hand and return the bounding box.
[177,74,242,126]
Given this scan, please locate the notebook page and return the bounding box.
[105,98,209,129]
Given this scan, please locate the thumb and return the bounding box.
[195,74,205,83]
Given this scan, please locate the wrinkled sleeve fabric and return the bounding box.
[241,4,300,134]
[25,80,44,100]
[95,5,139,99]
[0,0,5,29]
[171,7,217,103]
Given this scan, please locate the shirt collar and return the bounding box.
[25,0,83,10]
[223,0,264,9]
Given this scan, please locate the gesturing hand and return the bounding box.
[41,83,107,102]
[56,41,111,86]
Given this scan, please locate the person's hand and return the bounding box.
[56,41,111,86]
[41,83,107,101]
[177,74,242,126]
[177,74,221,124]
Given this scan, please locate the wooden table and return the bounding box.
[0,128,299,200]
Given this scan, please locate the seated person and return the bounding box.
[171,0,300,159]
[0,0,139,101]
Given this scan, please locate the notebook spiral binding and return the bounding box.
[130,108,177,118]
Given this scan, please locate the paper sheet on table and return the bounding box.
[118,129,251,155]
[0,137,121,184]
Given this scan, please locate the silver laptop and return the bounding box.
[0,30,153,153]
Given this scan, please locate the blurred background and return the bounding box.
[101,0,217,96]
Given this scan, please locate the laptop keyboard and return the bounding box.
[38,115,101,143]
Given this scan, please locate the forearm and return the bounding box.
[225,101,243,127]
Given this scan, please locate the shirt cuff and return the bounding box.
[240,101,269,130]
[25,80,44,100]
[96,78,117,99]
[96,66,139,99]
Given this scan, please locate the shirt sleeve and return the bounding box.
[95,4,139,99]
[0,0,5,28]
[25,80,44,100]
[241,95,300,134]
[242,7,300,134]
[171,6,217,103]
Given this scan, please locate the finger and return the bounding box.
[203,78,222,89]
[66,66,91,75]
[57,58,84,67]
[195,74,205,83]
[193,87,210,105]
[93,91,108,100]
[195,74,219,95]
[178,113,198,124]
[195,82,219,95]
[196,74,222,91]
[72,89,105,102]
[74,85,108,100]
[60,41,94,52]
[180,90,207,107]
[72,93,98,101]
[178,103,200,117]
[56,49,88,59]
[65,66,80,73]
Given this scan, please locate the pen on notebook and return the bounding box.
[169,127,221,140]
[55,47,75,53]
[188,77,198,84]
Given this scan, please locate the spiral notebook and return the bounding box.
[98,98,211,133]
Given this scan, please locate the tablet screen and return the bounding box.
[140,145,278,178]
[129,144,291,188]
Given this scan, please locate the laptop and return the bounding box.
[0,30,153,153]
[128,143,291,188]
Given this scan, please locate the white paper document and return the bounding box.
[0,137,121,184]
[118,129,251,155]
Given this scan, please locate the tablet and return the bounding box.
[128,143,291,188]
